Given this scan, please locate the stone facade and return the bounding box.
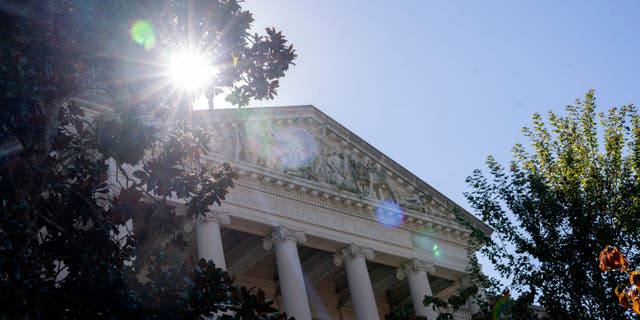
[145,105,491,320]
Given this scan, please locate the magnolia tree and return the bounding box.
[0,0,295,318]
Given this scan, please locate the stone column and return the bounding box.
[333,243,379,320]
[196,211,230,270]
[461,275,481,314]
[396,259,438,320]
[263,226,311,320]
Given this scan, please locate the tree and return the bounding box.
[0,0,295,318]
[465,90,640,319]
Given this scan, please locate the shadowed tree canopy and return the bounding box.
[465,90,640,319]
[0,0,295,318]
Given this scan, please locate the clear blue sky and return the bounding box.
[239,0,640,216]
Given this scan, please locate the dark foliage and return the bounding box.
[0,0,295,318]
[383,292,427,320]
[423,284,490,320]
[383,306,427,320]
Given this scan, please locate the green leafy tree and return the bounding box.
[465,90,640,319]
[0,0,295,318]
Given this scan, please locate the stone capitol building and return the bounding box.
[147,105,493,320]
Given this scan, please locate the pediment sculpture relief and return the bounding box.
[208,119,433,214]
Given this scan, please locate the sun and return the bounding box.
[167,50,218,92]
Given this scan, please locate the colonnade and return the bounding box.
[196,215,439,320]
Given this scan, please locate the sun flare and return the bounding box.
[167,50,218,92]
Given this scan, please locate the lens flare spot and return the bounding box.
[374,200,404,227]
[130,20,156,50]
[241,124,317,174]
[493,295,513,319]
[241,122,273,167]
[433,244,442,258]
[275,126,317,170]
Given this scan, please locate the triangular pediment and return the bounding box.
[191,106,491,240]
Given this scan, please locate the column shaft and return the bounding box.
[407,270,437,319]
[397,259,438,320]
[264,226,312,320]
[274,240,312,320]
[197,220,226,270]
[334,244,379,320]
[344,255,380,320]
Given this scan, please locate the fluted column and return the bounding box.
[196,211,230,270]
[334,243,379,320]
[263,226,311,320]
[396,259,438,320]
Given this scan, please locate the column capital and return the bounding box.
[185,211,230,232]
[396,258,435,280]
[263,226,306,250]
[333,243,374,266]
[203,210,231,225]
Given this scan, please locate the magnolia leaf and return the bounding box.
[132,170,149,181]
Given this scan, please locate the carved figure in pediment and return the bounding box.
[311,148,328,183]
[396,190,427,213]
[423,196,436,215]
[326,149,344,186]
[353,157,371,196]
[378,184,397,202]
[340,149,358,192]
[368,164,399,203]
